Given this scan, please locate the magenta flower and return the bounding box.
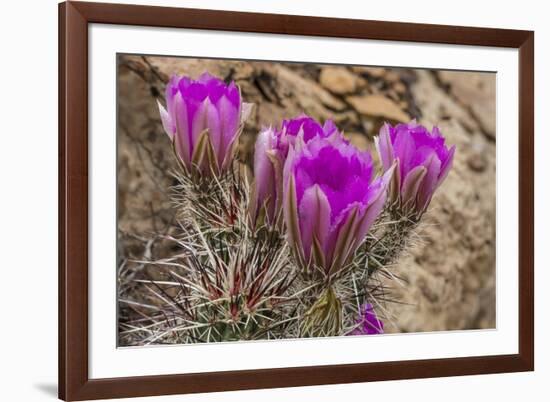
[251,115,338,225]
[157,73,253,175]
[375,120,455,216]
[350,303,384,335]
[283,131,393,275]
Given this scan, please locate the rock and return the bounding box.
[319,67,358,95]
[344,132,369,150]
[437,71,496,138]
[275,65,347,114]
[346,94,410,123]
[232,62,254,80]
[413,70,479,132]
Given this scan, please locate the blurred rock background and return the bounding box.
[117,55,495,335]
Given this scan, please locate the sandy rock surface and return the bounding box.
[117,55,496,334]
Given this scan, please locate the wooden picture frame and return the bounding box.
[59,1,534,400]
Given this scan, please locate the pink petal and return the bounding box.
[298,185,331,263]
[165,75,179,116]
[416,153,441,213]
[284,174,305,266]
[401,165,427,208]
[326,205,360,274]
[375,123,395,171]
[190,98,210,156]
[204,101,222,168]
[217,94,240,164]
[355,165,394,243]
[282,145,297,191]
[436,144,456,188]
[359,193,385,240]
[253,129,277,220]
[157,100,175,139]
[173,92,191,167]
[388,158,401,204]
[393,127,415,179]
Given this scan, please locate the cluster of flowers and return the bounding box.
[157,72,455,336]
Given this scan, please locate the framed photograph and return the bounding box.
[59,1,534,400]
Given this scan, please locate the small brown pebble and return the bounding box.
[467,152,487,172]
[351,66,386,78]
[394,81,406,94]
[346,94,410,123]
[319,67,357,95]
[365,67,386,78]
[450,211,466,231]
[384,71,400,83]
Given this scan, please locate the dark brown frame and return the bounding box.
[59,1,534,400]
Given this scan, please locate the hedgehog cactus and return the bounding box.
[141,72,456,343]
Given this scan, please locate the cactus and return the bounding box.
[118,73,454,345]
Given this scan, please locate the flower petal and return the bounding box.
[401,165,427,208]
[217,94,240,164]
[252,129,277,222]
[284,174,305,266]
[362,304,384,334]
[311,235,326,270]
[388,158,401,204]
[173,92,191,167]
[190,98,210,156]
[342,166,394,266]
[393,126,416,180]
[157,100,175,139]
[165,75,179,116]
[355,165,394,243]
[190,128,214,174]
[416,153,441,213]
[298,185,331,264]
[266,150,285,223]
[205,101,222,166]
[436,144,456,188]
[375,123,395,171]
[327,205,360,275]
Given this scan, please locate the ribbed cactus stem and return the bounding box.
[366,209,418,273]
